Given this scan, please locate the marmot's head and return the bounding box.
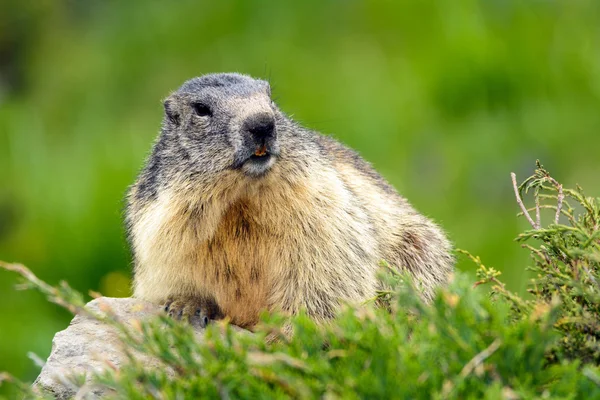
[161,73,285,177]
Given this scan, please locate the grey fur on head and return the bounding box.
[126,72,454,329]
[136,74,285,201]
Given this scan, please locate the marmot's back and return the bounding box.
[315,134,453,296]
[126,73,453,328]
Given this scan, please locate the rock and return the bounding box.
[33,297,205,399]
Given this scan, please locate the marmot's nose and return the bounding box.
[243,113,276,141]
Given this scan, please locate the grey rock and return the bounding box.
[33,297,204,399]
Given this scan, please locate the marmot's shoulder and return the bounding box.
[314,133,398,196]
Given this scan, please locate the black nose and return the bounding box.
[243,113,275,141]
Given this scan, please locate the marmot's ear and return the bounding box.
[163,97,180,126]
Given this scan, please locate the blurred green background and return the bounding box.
[1,0,599,392]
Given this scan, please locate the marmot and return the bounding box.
[126,73,453,329]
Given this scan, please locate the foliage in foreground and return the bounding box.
[1,163,599,399]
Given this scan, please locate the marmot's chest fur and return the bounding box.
[126,73,453,328]
[131,171,379,327]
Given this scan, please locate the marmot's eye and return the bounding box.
[192,102,212,117]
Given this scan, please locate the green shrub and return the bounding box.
[2,163,599,399]
[474,162,600,368]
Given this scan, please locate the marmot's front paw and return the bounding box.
[162,296,223,328]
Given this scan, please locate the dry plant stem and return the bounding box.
[555,184,564,225]
[0,261,134,340]
[535,188,541,229]
[443,338,504,397]
[459,339,503,378]
[0,261,83,314]
[540,171,564,225]
[519,205,572,222]
[511,173,538,229]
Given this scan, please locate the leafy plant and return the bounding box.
[473,161,600,365]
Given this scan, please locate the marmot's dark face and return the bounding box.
[162,73,282,177]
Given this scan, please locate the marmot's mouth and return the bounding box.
[243,151,275,177]
[254,144,268,157]
[234,140,279,176]
[248,153,271,162]
[248,144,271,162]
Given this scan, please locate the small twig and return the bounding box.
[541,171,570,226]
[555,184,564,225]
[27,352,46,369]
[535,187,541,229]
[460,339,502,378]
[511,173,538,229]
[517,205,575,225]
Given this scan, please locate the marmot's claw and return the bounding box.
[162,296,213,328]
